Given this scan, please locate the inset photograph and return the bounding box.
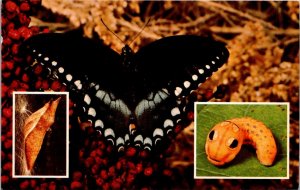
[194,102,289,179]
[13,92,69,178]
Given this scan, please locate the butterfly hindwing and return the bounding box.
[131,35,229,149]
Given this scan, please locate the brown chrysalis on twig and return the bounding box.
[23,97,61,171]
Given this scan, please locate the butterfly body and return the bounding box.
[21,30,229,153]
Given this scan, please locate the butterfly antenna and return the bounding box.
[128,17,152,46]
[100,18,125,44]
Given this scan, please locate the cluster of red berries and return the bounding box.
[1,0,69,189]
[74,126,176,190]
[1,0,38,184]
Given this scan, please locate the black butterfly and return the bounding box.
[21,30,229,153]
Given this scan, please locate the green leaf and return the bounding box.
[195,103,288,178]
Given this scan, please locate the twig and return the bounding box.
[210,26,300,36]
[29,17,73,32]
[199,2,278,30]
[283,38,299,46]
[118,19,161,40]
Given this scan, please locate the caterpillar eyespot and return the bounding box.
[205,117,277,166]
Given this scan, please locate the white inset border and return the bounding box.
[12,91,69,178]
[194,102,290,179]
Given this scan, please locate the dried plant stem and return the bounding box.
[199,2,277,30]
[29,17,73,32]
[118,19,161,40]
[210,26,300,36]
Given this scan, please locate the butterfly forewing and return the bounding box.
[134,35,229,98]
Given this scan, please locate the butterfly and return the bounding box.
[21,29,229,154]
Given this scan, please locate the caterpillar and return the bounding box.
[205,117,277,166]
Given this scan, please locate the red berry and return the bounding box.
[96,177,104,186]
[106,144,113,153]
[21,73,29,82]
[126,173,135,186]
[10,80,19,89]
[139,149,150,158]
[1,135,6,142]
[4,139,12,149]
[40,183,48,189]
[19,180,30,190]
[2,37,12,46]
[187,111,194,120]
[6,11,18,20]
[102,183,110,190]
[144,167,153,176]
[84,157,94,168]
[72,171,82,181]
[8,29,20,41]
[91,164,99,174]
[2,16,8,27]
[18,26,33,39]
[136,163,143,173]
[21,29,33,39]
[19,83,29,90]
[48,181,56,190]
[14,66,21,76]
[90,150,97,157]
[111,180,121,190]
[42,80,49,89]
[100,169,108,180]
[30,179,37,188]
[2,107,12,119]
[69,100,74,108]
[7,88,14,98]
[70,181,82,190]
[42,28,50,33]
[51,80,61,91]
[1,62,6,71]
[35,80,42,89]
[204,89,214,100]
[126,147,136,157]
[30,26,40,34]
[2,72,11,78]
[7,153,12,161]
[4,61,14,70]
[127,161,135,170]
[1,151,6,161]
[1,84,9,98]
[116,160,122,170]
[69,109,74,116]
[11,44,19,55]
[3,162,12,171]
[1,175,9,184]
[5,1,18,13]
[174,124,182,134]
[6,131,12,138]
[5,22,15,31]
[19,13,31,26]
[163,169,173,177]
[20,2,31,12]
[108,166,115,177]
[1,117,8,127]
